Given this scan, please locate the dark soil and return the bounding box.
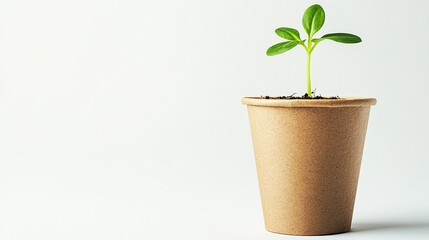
[261,93,339,100]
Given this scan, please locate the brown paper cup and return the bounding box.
[242,97,376,236]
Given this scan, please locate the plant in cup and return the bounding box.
[267,4,361,98]
[242,4,377,236]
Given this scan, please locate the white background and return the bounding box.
[1,0,428,239]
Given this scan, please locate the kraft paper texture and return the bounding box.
[243,97,376,235]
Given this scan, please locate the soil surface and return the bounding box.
[261,93,339,100]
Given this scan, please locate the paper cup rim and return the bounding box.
[242,97,376,108]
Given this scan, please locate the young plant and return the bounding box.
[267,4,361,98]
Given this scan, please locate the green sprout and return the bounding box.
[267,4,362,98]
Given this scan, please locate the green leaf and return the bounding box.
[311,38,323,44]
[302,4,325,38]
[275,27,301,41]
[321,33,362,43]
[266,41,299,56]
